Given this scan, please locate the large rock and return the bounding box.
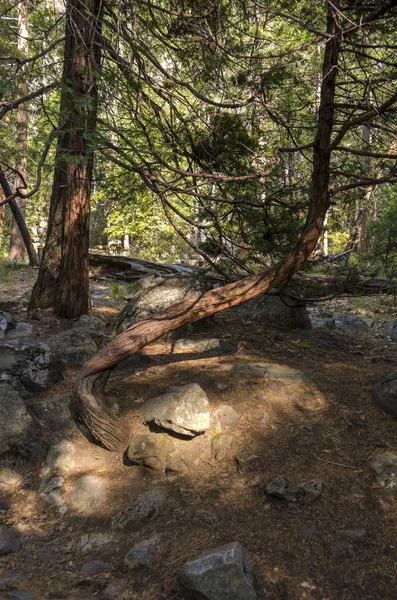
[0,339,60,393]
[47,329,97,366]
[385,319,397,341]
[0,384,40,458]
[114,274,211,333]
[373,371,397,417]
[111,488,165,531]
[0,311,17,340]
[124,534,161,569]
[68,476,106,514]
[127,434,175,471]
[173,337,237,355]
[180,541,256,600]
[231,292,311,330]
[334,315,368,332]
[0,526,21,556]
[141,383,210,437]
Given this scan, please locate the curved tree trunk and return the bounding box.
[74,5,341,452]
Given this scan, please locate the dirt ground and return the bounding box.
[2,269,397,600]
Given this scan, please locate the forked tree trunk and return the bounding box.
[9,0,28,262]
[29,0,102,317]
[74,7,341,452]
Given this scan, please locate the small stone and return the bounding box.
[69,476,106,514]
[124,534,161,569]
[223,362,312,381]
[40,440,76,477]
[350,485,365,498]
[336,528,367,542]
[206,485,223,499]
[212,433,236,461]
[373,371,397,418]
[330,542,356,559]
[140,383,210,437]
[111,488,165,531]
[127,433,175,471]
[181,541,256,600]
[212,405,239,431]
[369,452,397,489]
[79,533,113,554]
[0,469,22,491]
[81,560,107,576]
[265,475,322,504]
[298,526,320,539]
[39,476,65,495]
[216,382,229,391]
[347,414,363,427]
[0,526,21,556]
[192,509,218,528]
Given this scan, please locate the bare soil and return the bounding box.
[2,269,397,600]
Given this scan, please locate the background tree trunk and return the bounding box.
[30,0,103,317]
[74,4,342,452]
[9,0,28,262]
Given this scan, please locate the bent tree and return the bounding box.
[73,0,397,451]
[74,2,341,451]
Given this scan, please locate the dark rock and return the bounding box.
[6,323,33,340]
[111,488,165,530]
[385,319,397,341]
[223,362,312,381]
[47,329,97,366]
[128,433,175,471]
[181,541,256,600]
[265,475,322,504]
[191,509,218,528]
[115,275,211,334]
[347,413,363,427]
[0,575,20,591]
[0,384,41,458]
[29,393,75,439]
[369,452,397,489]
[311,318,335,329]
[79,533,113,554]
[334,315,368,332]
[373,371,397,418]
[212,433,237,461]
[0,311,17,340]
[231,292,311,330]
[212,405,239,431]
[68,476,106,514]
[336,528,367,542]
[330,542,356,559]
[81,560,107,576]
[215,382,229,391]
[173,337,237,356]
[0,339,60,393]
[0,526,21,556]
[124,534,161,569]
[141,383,210,437]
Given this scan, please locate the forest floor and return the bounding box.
[2,266,397,600]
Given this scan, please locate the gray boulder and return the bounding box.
[6,323,33,340]
[111,488,165,531]
[231,292,311,330]
[0,339,60,393]
[373,371,397,418]
[311,318,335,329]
[369,452,397,489]
[334,315,368,332]
[68,475,106,514]
[47,329,97,366]
[0,526,21,556]
[124,534,161,569]
[385,319,397,341]
[115,274,211,334]
[212,405,239,431]
[180,541,256,600]
[127,433,175,471]
[265,475,322,504]
[141,383,210,437]
[40,439,76,477]
[0,311,17,339]
[173,337,237,355]
[0,384,40,458]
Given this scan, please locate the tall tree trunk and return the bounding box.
[0,189,4,248]
[9,0,28,262]
[74,5,342,452]
[29,0,103,317]
[358,123,371,254]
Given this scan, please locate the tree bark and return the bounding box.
[0,190,4,249]
[30,0,103,318]
[74,5,342,452]
[9,0,28,262]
